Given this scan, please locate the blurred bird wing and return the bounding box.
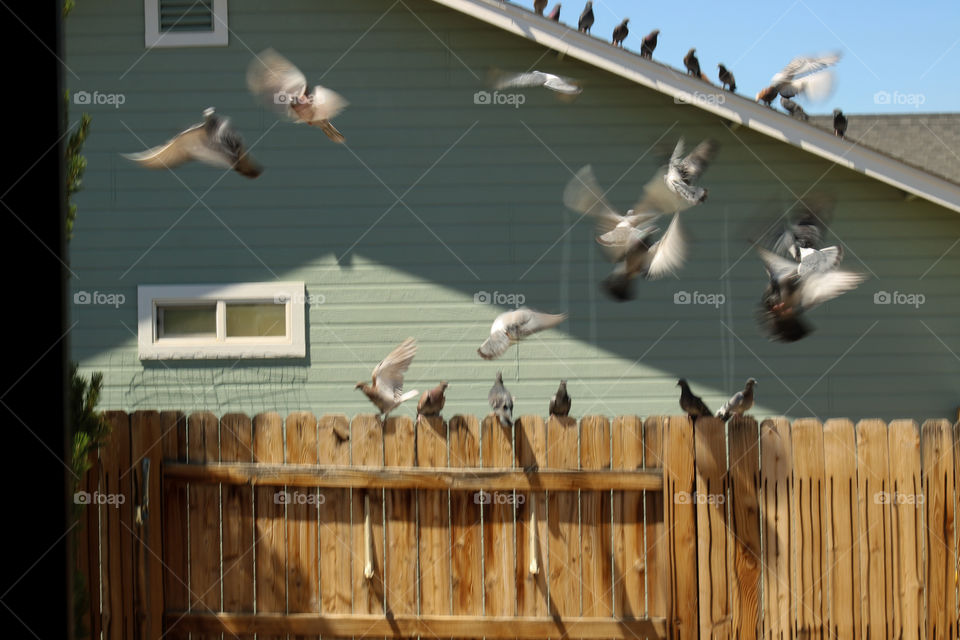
[797,246,843,275]
[304,85,349,121]
[371,338,417,400]
[772,53,842,84]
[542,74,582,94]
[680,139,718,179]
[799,269,866,309]
[122,124,213,170]
[790,68,836,102]
[668,138,686,171]
[563,165,627,231]
[645,212,687,279]
[478,330,510,360]
[493,71,547,90]
[636,167,690,213]
[247,48,307,110]
[758,248,800,282]
[509,308,568,338]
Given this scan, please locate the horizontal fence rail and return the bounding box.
[76,411,960,640]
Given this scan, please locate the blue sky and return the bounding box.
[523,0,960,115]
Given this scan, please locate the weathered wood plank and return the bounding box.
[644,416,667,620]
[187,412,220,640]
[129,411,166,640]
[220,412,254,640]
[386,416,419,618]
[823,418,861,640]
[759,418,793,640]
[727,416,761,640]
[160,411,189,640]
[855,419,893,639]
[480,414,516,617]
[286,411,320,640]
[77,454,101,640]
[254,412,286,640]
[417,414,451,621]
[791,418,825,638]
[351,415,385,617]
[612,415,644,618]
[921,419,957,640]
[547,415,580,619]
[694,416,731,640]
[449,415,482,617]
[317,414,352,640]
[102,411,133,640]
[516,416,548,618]
[663,416,697,640]
[580,416,613,618]
[887,420,923,640]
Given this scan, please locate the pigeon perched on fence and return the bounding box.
[770,53,841,101]
[716,378,757,421]
[683,48,701,77]
[547,3,561,21]
[549,380,571,417]
[717,64,736,92]
[578,2,594,33]
[478,308,568,359]
[756,85,778,107]
[417,381,448,421]
[355,338,419,421]
[677,379,712,419]
[534,0,547,15]
[612,19,629,47]
[833,109,848,138]
[491,70,582,95]
[489,372,514,427]
[640,29,659,59]
[122,108,263,178]
[780,96,809,121]
[246,48,348,143]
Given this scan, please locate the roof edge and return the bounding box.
[430,0,960,214]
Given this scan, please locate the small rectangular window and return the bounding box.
[158,305,217,338]
[225,303,286,338]
[144,0,228,48]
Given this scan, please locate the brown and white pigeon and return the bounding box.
[122,108,263,178]
[417,381,448,421]
[780,96,809,120]
[716,379,757,422]
[683,48,701,77]
[478,308,568,359]
[546,3,561,21]
[612,18,629,47]
[640,29,659,59]
[677,378,712,419]
[833,109,847,137]
[756,85,779,107]
[489,372,514,427]
[355,338,419,421]
[534,0,548,15]
[717,64,736,91]
[246,48,348,143]
[549,380,571,417]
[578,2,594,33]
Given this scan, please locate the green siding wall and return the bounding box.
[67,0,960,420]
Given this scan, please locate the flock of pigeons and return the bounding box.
[356,334,760,426]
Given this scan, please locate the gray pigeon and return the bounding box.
[549,380,571,417]
[246,49,348,143]
[717,64,736,91]
[612,18,629,47]
[122,108,263,178]
[771,53,841,101]
[683,48,701,78]
[478,308,568,359]
[489,371,514,427]
[677,378,712,419]
[662,138,719,206]
[716,378,757,421]
[640,29,659,59]
[578,2,594,33]
[355,338,419,421]
[780,96,809,121]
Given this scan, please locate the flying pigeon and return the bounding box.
[122,108,263,178]
[534,0,548,15]
[716,378,757,422]
[612,19,629,47]
[549,380,571,417]
[601,212,687,300]
[756,85,779,107]
[833,109,848,138]
[780,96,808,121]
[355,338,419,421]
[683,48,701,77]
[717,64,736,92]
[578,2,594,33]
[662,138,719,206]
[547,3,561,21]
[771,53,841,101]
[246,48,348,143]
[417,381,448,421]
[677,378,712,419]
[640,29,659,59]
[478,308,568,359]
[492,70,582,95]
[489,371,514,428]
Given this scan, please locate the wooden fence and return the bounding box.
[75,411,959,640]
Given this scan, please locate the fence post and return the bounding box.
[663,415,697,639]
[728,416,761,640]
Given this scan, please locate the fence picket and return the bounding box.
[253,412,286,640]
[694,416,731,639]
[220,412,254,640]
[286,411,320,640]
[888,420,924,640]
[791,418,825,638]
[728,416,761,640]
[823,419,861,639]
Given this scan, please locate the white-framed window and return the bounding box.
[138,282,307,359]
[144,0,228,48]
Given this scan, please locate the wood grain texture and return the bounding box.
[759,418,793,640]
[129,411,166,640]
[579,416,613,618]
[664,416,697,640]
[317,414,352,640]
[286,411,320,640]
[449,415,482,617]
[417,414,451,618]
[385,415,419,618]
[220,412,254,640]
[887,420,924,640]
[101,411,132,640]
[694,417,731,640]
[547,415,580,619]
[644,416,667,620]
[187,412,221,640]
[855,419,893,639]
[921,419,957,640]
[350,415,385,617]
[612,415,644,619]
[160,412,189,640]
[480,414,516,617]
[516,416,548,619]
[791,418,825,638]
[727,416,761,640]
[254,412,286,640]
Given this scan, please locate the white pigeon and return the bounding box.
[355,338,419,421]
[247,48,349,143]
[602,211,687,300]
[771,53,841,102]
[478,308,568,360]
[492,70,582,95]
[122,108,263,178]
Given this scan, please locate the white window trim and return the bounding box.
[138,282,306,360]
[144,0,229,48]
